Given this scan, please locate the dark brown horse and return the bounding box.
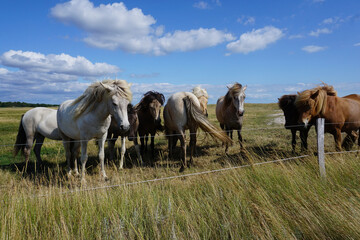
[107,104,142,168]
[295,84,360,151]
[135,91,165,160]
[278,94,313,152]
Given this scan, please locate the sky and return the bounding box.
[0,0,359,104]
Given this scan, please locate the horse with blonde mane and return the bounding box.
[192,86,209,116]
[57,79,132,182]
[216,83,247,152]
[164,91,232,172]
[295,84,360,151]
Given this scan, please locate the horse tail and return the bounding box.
[14,115,26,157]
[183,96,232,145]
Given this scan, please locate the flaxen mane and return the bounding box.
[295,84,337,116]
[224,83,243,107]
[72,79,132,119]
[135,91,165,111]
[192,86,209,99]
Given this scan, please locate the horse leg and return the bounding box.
[71,141,80,176]
[333,128,342,151]
[61,135,72,177]
[33,133,45,168]
[140,133,145,156]
[291,129,297,152]
[151,134,155,159]
[168,131,173,159]
[145,134,149,152]
[108,134,117,162]
[179,131,187,172]
[189,128,197,167]
[79,140,89,183]
[97,136,108,181]
[119,136,126,169]
[237,129,243,149]
[133,136,143,166]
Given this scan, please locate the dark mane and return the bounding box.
[278,94,297,110]
[136,91,165,110]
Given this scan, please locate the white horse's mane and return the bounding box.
[72,79,132,119]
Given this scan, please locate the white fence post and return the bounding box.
[317,118,326,178]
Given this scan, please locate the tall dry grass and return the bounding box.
[0,105,359,239]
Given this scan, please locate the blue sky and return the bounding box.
[0,0,359,104]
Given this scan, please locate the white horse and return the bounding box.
[14,107,62,166]
[216,83,247,152]
[57,79,132,182]
[164,92,232,172]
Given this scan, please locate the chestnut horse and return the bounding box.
[164,92,232,172]
[216,83,247,152]
[107,104,142,168]
[295,84,360,151]
[278,95,313,152]
[136,91,165,160]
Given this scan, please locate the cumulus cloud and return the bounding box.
[302,45,327,53]
[0,50,119,77]
[309,28,332,37]
[51,0,234,55]
[0,50,122,104]
[289,34,304,39]
[226,26,284,54]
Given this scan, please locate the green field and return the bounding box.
[0,105,359,239]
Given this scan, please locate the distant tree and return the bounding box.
[0,101,58,108]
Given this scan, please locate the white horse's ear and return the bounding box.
[243,85,247,91]
[128,82,133,87]
[100,82,114,92]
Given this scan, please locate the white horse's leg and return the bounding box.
[119,136,126,169]
[179,131,186,172]
[71,141,81,176]
[80,141,89,183]
[97,137,108,180]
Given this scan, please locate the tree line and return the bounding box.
[0,101,58,108]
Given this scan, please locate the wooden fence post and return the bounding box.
[317,118,326,178]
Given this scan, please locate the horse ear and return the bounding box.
[297,92,301,95]
[243,85,247,91]
[311,90,320,99]
[128,83,133,87]
[100,82,115,92]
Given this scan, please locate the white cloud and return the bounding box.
[309,28,332,37]
[51,0,234,55]
[0,50,119,77]
[193,1,209,9]
[354,42,360,47]
[237,16,256,25]
[302,45,327,53]
[226,26,284,54]
[289,34,304,39]
[312,0,325,3]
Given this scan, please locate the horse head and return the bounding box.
[226,83,247,117]
[278,94,299,129]
[101,81,132,133]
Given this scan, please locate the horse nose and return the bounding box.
[238,110,245,116]
[119,123,130,132]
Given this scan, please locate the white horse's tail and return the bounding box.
[14,115,26,157]
[183,96,232,145]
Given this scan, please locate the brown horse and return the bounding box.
[136,91,165,161]
[295,84,360,151]
[278,94,313,152]
[164,91,232,172]
[107,104,142,168]
[216,83,247,152]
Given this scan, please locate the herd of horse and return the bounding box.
[13,81,360,182]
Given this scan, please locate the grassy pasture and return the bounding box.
[0,104,359,239]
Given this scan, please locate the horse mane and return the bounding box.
[135,91,165,111]
[224,82,243,107]
[192,86,209,99]
[278,94,297,110]
[72,79,132,120]
[295,83,337,116]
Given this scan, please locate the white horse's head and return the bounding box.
[227,83,247,116]
[101,80,132,132]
